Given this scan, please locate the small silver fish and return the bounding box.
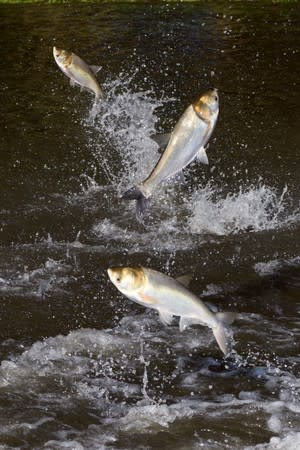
[123,88,219,220]
[53,46,103,100]
[107,266,236,355]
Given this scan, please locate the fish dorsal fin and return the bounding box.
[150,133,171,153]
[90,65,101,74]
[176,273,193,288]
[196,147,209,165]
[158,310,173,326]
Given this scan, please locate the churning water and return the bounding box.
[0,2,299,449]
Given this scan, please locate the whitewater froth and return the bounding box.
[188,184,298,236]
[91,182,299,254]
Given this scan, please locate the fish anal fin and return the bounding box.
[216,312,236,326]
[90,65,101,74]
[179,316,200,332]
[196,146,209,165]
[158,310,173,326]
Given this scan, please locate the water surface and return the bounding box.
[0,2,300,449]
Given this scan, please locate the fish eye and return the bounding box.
[116,277,121,282]
[214,95,218,101]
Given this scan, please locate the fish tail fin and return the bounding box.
[212,323,232,356]
[122,187,150,222]
[213,312,237,355]
[94,90,104,101]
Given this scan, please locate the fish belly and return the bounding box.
[144,271,215,326]
[71,66,95,89]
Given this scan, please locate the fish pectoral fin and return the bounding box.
[179,316,200,332]
[196,147,209,165]
[139,292,157,305]
[158,310,173,326]
[150,133,171,153]
[90,65,101,74]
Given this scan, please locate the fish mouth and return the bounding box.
[107,267,119,284]
[206,87,218,94]
[107,268,113,280]
[53,46,61,57]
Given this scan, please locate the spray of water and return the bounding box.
[188,183,298,236]
[84,71,171,191]
[78,72,300,248]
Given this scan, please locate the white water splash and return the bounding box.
[254,257,300,276]
[90,183,299,254]
[246,432,300,450]
[0,317,299,448]
[188,184,298,236]
[139,342,156,405]
[75,72,300,245]
[0,257,73,297]
[85,71,170,190]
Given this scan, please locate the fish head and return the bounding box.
[193,88,219,120]
[53,46,72,67]
[107,267,146,292]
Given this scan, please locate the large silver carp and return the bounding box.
[123,88,219,220]
[107,265,235,355]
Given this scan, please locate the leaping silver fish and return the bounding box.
[123,88,219,220]
[53,46,103,100]
[107,266,236,356]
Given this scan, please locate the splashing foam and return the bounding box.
[0,322,299,447]
[246,432,300,450]
[85,71,169,189]
[188,184,298,236]
[82,72,298,241]
[92,183,298,251]
[254,257,300,277]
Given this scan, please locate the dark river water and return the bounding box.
[0,1,300,449]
